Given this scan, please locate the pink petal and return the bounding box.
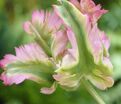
[23,21,35,36]
[88,23,103,63]
[52,30,68,57]
[32,10,44,25]
[53,74,79,87]
[81,0,95,11]
[0,43,49,85]
[81,0,108,23]
[40,82,57,94]
[67,29,78,59]
[0,72,43,85]
[93,9,108,23]
[100,31,110,55]
[0,73,31,85]
[47,10,61,31]
[87,70,114,90]
[67,29,77,50]
[102,57,113,75]
[55,29,78,69]
[89,76,114,90]
[70,0,108,24]
[61,53,76,69]
[15,43,48,62]
[0,54,17,69]
[24,9,62,37]
[70,0,82,10]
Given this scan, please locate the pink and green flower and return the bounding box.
[0,0,114,102]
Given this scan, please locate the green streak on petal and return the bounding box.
[95,60,113,76]
[7,68,53,84]
[33,32,52,57]
[4,60,56,84]
[5,61,56,73]
[55,1,94,73]
[102,43,108,57]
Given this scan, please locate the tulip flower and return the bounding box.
[0,0,114,103]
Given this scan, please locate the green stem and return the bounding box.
[81,78,106,104]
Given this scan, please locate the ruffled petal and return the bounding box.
[32,10,44,26]
[81,0,108,18]
[45,10,62,31]
[93,9,108,23]
[87,70,114,90]
[0,43,55,85]
[31,9,61,34]
[81,0,96,13]
[0,54,17,69]
[70,0,82,10]
[14,43,48,62]
[23,20,52,57]
[23,10,62,57]
[70,0,108,24]
[0,73,42,85]
[53,74,80,88]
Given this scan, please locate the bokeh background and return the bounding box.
[0,0,121,104]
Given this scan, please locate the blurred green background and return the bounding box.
[0,0,121,104]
